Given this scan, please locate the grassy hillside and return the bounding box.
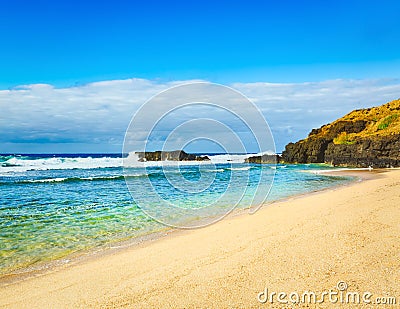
[282,98,400,167]
[306,99,400,145]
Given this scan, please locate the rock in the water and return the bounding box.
[245,154,281,164]
[136,150,209,162]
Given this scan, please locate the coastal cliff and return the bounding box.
[136,150,209,162]
[282,99,400,167]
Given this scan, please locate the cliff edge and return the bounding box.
[282,99,400,167]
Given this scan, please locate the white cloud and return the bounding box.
[0,78,399,153]
[234,79,400,150]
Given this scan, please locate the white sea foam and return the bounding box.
[207,151,275,164]
[1,156,122,173]
[25,177,68,183]
[202,168,225,173]
[80,175,123,180]
[303,167,374,175]
[1,151,277,173]
[227,166,252,171]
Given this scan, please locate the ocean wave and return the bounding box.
[17,171,216,184]
[0,156,123,173]
[226,166,252,171]
[201,168,225,173]
[21,175,126,183]
[18,174,163,184]
[24,177,68,183]
[0,151,278,173]
[303,167,374,175]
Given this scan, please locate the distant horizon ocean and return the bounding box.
[0,152,354,276]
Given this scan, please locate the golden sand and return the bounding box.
[1,170,399,308]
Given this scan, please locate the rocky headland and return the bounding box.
[281,99,400,167]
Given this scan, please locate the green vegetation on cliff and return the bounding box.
[308,99,400,142]
[282,99,400,167]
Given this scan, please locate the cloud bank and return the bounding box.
[1,78,399,153]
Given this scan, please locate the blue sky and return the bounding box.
[1,0,400,153]
[1,0,400,87]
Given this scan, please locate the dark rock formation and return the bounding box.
[245,154,281,164]
[282,138,330,163]
[136,150,209,162]
[282,120,369,164]
[282,124,400,168]
[324,135,400,168]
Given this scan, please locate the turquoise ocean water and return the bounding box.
[0,153,354,276]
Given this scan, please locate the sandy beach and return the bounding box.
[1,169,399,308]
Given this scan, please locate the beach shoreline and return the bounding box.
[1,168,399,308]
[0,167,363,284]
